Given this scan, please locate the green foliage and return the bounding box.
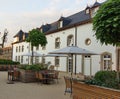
[26,29,47,47]
[26,29,47,64]
[0,59,20,65]
[19,63,47,71]
[85,71,119,89]
[93,0,120,46]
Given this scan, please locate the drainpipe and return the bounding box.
[75,26,77,74]
[116,47,120,82]
[12,44,13,61]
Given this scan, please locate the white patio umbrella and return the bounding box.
[22,51,44,64]
[45,54,68,57]
[45,54,68,70]
[22,51,43,57]
[49,46,98,76]
[49,46,98,55]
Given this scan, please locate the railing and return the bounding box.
[72,81,120,99]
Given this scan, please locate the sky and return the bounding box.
[0,0,106,46]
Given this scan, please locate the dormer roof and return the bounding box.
[91,1,101,8]
[13,30,24,38]
[13,30,28,43]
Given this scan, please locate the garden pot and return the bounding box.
[20,69,36,83]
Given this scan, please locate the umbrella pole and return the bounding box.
[90,57,92,77]
[71,54,73,78]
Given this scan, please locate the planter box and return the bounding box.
[72,81,120,99]
[20,69,36,83]
[0,65,18,71]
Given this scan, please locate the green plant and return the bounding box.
[26,29,47,64]
[85,71,120,89]
[19,63,47,71]
[0,59,20,65]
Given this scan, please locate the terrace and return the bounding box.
[0,71,71,99]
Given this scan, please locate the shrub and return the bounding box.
[19,63,47,71]
[85,71,119,89]
[0,59,20,65]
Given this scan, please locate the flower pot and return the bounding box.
[20,69,36,83]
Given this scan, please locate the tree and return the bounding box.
[26,29,47,64]
[93,0,120,81]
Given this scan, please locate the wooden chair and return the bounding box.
[35,71,39,83]
[13,70,20,81]
[38,72,50,84]
[64,76,72,96]
[49,65,54,70]
[53,71,60,83]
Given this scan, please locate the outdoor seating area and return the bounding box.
[0,71,71,99]
[35,70,60,84]
[7,68,60,85]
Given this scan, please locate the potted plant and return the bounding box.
[19,63,47,83]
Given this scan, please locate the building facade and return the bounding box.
[0,46,12,60]
[12,1,120,75]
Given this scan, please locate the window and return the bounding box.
[16,47,18,52]
[42,57,45,64]
[67,35,74,46]
[36,46,39,50]
[21,56,23,63]
[15,56,17,61]
[68,56,73,72]
[40,28,42,32]
[22,45,24,52]
[42,46,46,50]
[86,9,89,14]
[23,34,25,40]
[19,46,21,52]
[91,7,99,17]
[18,56,20,62]
[55,57,59,66]
[85,38,91,46]
[55,38,60,49]
[35,57,39,64]
[58,20,63,28]
[27,46,29,49]
[26,58,28,62]
[101,52,112,71]
[85,55,91,58]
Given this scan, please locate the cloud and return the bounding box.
[0,0,106,46]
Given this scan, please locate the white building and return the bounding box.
[12,2,120,76]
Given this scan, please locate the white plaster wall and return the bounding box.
[76,23,116,75]
[12,23,116,75]
[40,28,75,71]
[12,42,30,64]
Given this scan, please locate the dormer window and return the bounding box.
[58,20,63,28]
[86,9,89,14]
[23,34,25,40]
[14,37,19,42]
[91,6,99,17]
[85,6,90,14]
[40,28,43,32]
